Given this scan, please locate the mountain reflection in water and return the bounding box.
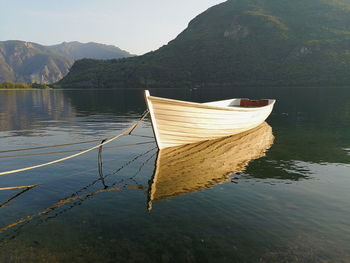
[0,90,75,133]
[148,122,274,210]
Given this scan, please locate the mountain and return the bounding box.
[0,41,132,84]
[47,41,133,60]
[59,0,350,88]
[0,41,73,84]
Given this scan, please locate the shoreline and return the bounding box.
[0,88,50,90]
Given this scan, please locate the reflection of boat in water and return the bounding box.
[145,90,275,149]
[147,122,274,210]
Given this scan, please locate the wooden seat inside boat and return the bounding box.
[239,99,269,107]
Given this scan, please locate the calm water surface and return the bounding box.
[0,88,349,262]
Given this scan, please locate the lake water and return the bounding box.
[0,88,349,262]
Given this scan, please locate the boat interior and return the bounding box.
[204,98,273,108]
[238,99,269,107]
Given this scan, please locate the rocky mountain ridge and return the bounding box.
[0,40,132,83]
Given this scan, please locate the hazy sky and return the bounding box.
[0,0,226,55]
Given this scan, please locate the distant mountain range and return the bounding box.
[47,41,132,60]
[59,0,350,88]
[0,41,132,84]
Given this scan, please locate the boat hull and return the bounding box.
[145,90,275,149]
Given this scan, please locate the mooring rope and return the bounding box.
[0,141,154,159]
[0,139,102,154]
[0,146,156,234]
[0,185,37,191]
[0,110,149,176]
[0,116,152,154]
[0,185,38,209]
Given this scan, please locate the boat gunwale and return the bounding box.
[147,95,276,112]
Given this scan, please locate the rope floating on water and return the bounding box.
[0,185,38,210]
[0,111,150,176]
[0,118,153,154]
[0,184,37,191]
[0,141,154,159]
[0,139,102,154]
[0,147,156,233]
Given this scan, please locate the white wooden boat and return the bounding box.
[147,122,274,210]
[144,90,275,149]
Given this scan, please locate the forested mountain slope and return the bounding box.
[59,0,350,88]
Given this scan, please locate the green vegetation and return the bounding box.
[0,82,50,89]
[58,0,350,88]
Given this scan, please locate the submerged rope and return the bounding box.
[98,139,107,188]
[0,147,156,234]
[0,111,149,176]
[0,185,37,209]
